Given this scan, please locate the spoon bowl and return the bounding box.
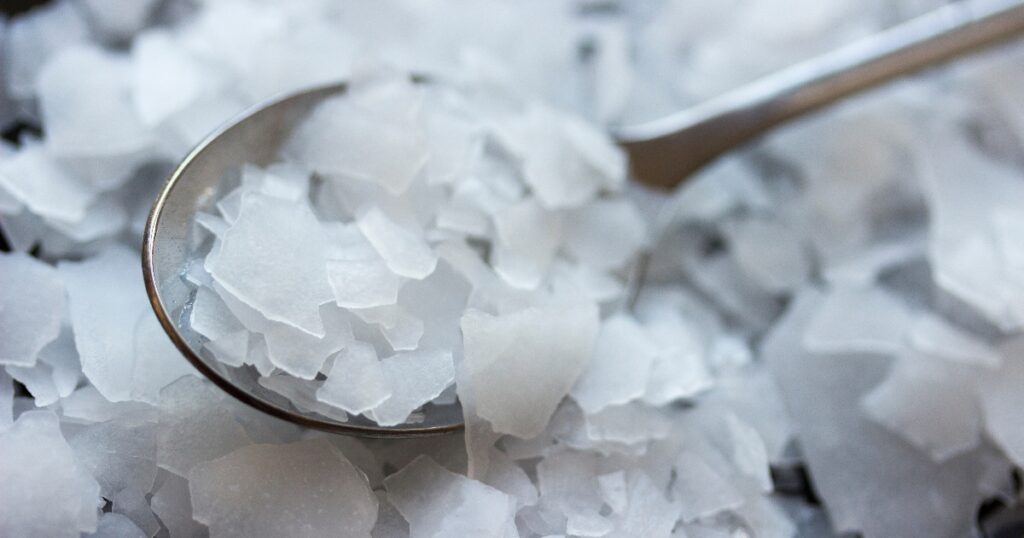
[142,81,464,437]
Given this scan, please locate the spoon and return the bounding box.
[143,0,1024,437]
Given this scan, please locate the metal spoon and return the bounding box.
[143,0,1024,437]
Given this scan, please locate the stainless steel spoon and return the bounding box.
[143,0,1024,437]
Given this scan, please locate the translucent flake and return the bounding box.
[724,414,773,493]
[372,490,410,538]
[37,45,153,156]
[131,30,210,126]
[979,339,1024,467]
[461,302,599,438]
[213,284,352,379]
[597,471,628,514]
[907,313,1000,368]
[224,403,302,447]
[242,163,311,202]
[184,259,213,288]
[356,207,438,280]
[0,252,65,367]
[583,403,670,446]
[327,258,404,309]
[110,485,160,537]
[6,363,61,407]
[3,1,90,99]
[0,183,21,215]
[423,105,483,186]
[215,186,244,224]
[78,0,162,42]
[802,284,912,355]
[0,411,100,537]
[397,260,472,352]
[151,471,207,538]
[205,330,250,367]
[673,449,744,522]
[189,439,377,538]
[724,216,811,293]
[765,291,1006,537]
[247,337,276,377]
[491,197,563,289]
[481,446,539,509]
[550,261,624,305]
[166,93,249,150]
[48,195,128,242]
[607,471,679,538]
[824,238,925,286]
[131,311,198,404]
[324,222,379,261]
[242,19,356,100]
[862,353,982,462]
[283,80,428,194]
[0,141,98,223]
[571,315,658,414]
[207,192,334,336]
[353,305,424,352]
[919,133,1024,330]
[639,308,713,406]
[190,285,244,341]
[316,342,391,415]
[67,417,159,497]
[384,455,517,538]
[503,105,625,209]
[563,199,647,272]
[536,450,609,535]
[85,513,145,538]
[558,112,628,192]
[58,246,149,402]
[368,349,454,426]
[0,211,46,252]
[157,377,252,476]
[436,203,491,238]
[194,211,228,239]
[326,436,384,488]
[258,375,350,422]
[60,386,156,425]
[0,370,13,430]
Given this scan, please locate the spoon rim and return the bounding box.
[141,82,464,438]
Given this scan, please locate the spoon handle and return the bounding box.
[617,0,1024,190]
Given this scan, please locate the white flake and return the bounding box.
[356,207,438,280]
[0,411,100,537]
[0,252,65,367]
[461,302,599,438]
[316,342,392,415]
[189,439,377,538]
[385,455,517,538]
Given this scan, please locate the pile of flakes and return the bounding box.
[0,0,1022,537]
[186,67,646,428]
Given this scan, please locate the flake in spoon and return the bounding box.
[316,342,391,415]
[366,348,455,427]
[206,191,334,337]
[355,207,438,280]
